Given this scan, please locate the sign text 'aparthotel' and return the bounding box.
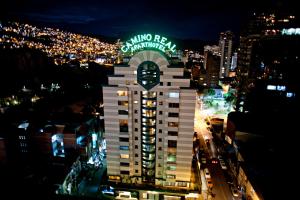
[121,34,176,54]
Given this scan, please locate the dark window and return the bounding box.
[120,171,130,175]
[168,131,178,136]
[120,162,130,167]
[159,101,163,105]
[160,82,163,86]
[120,126,128,132]
[135,119,138,123]
[118,110,128,115]
[135,161,138,165]
[135,136,138,140]
[135,154,138,157]
[159,129,162,133]
[169,103,179,108]
[119,137,129,142]
[134,110,138,114]
[168,112,179,117]
[160,92,163,95]
[135,170,139,173]
[168,140,177,148]
[167,82,171,86]
[159,111,163,115]
[160,71,164,75]
[134,91,138,94]
[135,128,138,131]
[135,145,138,149]
[159,120,162,124]
[158,147,162,150]
[159,138,162,142]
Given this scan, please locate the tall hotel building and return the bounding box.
[103,49,196,188]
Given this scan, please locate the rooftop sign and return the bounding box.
[121,34,176,54]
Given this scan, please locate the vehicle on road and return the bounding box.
[211,157,218,164]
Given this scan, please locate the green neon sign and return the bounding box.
[121,34,176,54]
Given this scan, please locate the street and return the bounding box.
[194,98,239,200]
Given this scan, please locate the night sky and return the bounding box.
[1,0,297,41]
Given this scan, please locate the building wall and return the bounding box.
[205,51,220,87]
[238,166,263,200]
[0,138,7,165]
[103,50,195,188]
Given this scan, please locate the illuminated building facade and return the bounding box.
[236,12,300,113]
[103,35,196,188]
[219,31,233,78]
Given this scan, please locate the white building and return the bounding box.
[103,48,196,189]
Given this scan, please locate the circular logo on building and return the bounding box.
[137,61,160,90]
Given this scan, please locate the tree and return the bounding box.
[207,88,216,96]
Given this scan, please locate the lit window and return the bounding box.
[167,154,176,162]
[120,146,129,150]
[277,85,286,91]
[167,166,176,171]
[169,92,179,98]
[286,92,294,98]
[168,122,179,127]
[267,85,276,90]
[120,154,129,159]
[134,100,138,104]
[117,91,128,96]
[166,174,176,179]
[118,100,128,106]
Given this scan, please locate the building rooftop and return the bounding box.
[230,111,295,199]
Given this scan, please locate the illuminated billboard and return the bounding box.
[121,34,176,54]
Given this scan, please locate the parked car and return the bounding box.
[207,179,213,188]
[220,160,227,170]
[224,172,233,185]
[204,168,211,179]
[230,186,239,197]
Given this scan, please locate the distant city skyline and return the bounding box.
[1,0,297,41]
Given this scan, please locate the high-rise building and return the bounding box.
[103,45,196,188]
[203,45,220,87]
[236,12,300,113]
[230,52,237,71]
[219,31,233,78]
